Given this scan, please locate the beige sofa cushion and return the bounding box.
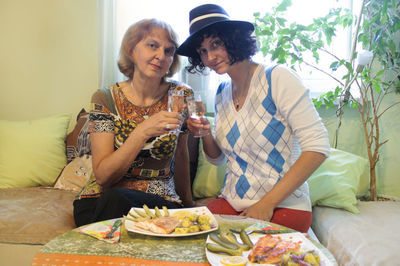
[54,155,92,192]
[312,201,400,265]
[0,187,76,244]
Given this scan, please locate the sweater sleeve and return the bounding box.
[271,66,330,157]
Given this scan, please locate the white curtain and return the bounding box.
[97,0,119,89]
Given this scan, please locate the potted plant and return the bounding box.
[253,0,400,200]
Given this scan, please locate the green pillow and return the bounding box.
[308,148,368,213]
[0,113,71,188]
[192,116,226,198]
[192,139,226,198]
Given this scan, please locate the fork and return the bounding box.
[105,219,122,239]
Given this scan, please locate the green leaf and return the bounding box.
[262,29,273,36]
[276,17,286,26]
[375,69,385,77]
[373,81,383,93]
[300,39,311,49]
[277,28,291,35]
[312,50,320,61]
[275,0,292,12]
[344,62,353,72]
[330,61,340,71]
[313,98,323,109]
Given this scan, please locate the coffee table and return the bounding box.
[32,215,337,265]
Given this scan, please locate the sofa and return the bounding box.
[1,113,400,266]
[305,150,400,265]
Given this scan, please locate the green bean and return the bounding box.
[239,229,253,248]
[206,243,242,256]
[142,204,156,218]
[123,215,136,222]
[123,215,147,222]
[154,206,163,217]
[128,211,140,219]
[133,217,148,222]
[224,232,251,251]
[209,232,238,250]
[162,206,169,217]
[134,208,149,218]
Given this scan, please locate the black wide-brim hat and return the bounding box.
[176,4,254,57]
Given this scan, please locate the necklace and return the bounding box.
[130,80,159,119]
[232,69,251,109]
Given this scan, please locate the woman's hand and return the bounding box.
[239,201,275,222]
[136,111,182,138]
[187,116,211,136]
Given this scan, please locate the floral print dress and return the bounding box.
[76,80,193,204]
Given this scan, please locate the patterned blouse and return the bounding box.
[76,80,193,204]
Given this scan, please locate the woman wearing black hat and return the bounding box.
[177,4,330,233]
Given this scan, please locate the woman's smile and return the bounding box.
[149,63,161,71]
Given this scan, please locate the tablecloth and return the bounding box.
[32,215,337,265]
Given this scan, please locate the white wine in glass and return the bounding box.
[187,94,209,137]
[168,90,185,132]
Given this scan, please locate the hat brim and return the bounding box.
[176,20,254,57]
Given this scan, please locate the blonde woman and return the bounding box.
[73,19,195,227]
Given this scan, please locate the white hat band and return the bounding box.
[190,13,230,27]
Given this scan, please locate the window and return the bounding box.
[100,0,360,112]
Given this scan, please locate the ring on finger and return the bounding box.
[165,123,170,130]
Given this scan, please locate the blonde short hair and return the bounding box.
[117,19,180,80]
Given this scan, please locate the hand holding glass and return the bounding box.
[167,90,185,132]
[187,94,209,137]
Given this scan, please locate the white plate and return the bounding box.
[125,206,218,237]
[206,232,334,266]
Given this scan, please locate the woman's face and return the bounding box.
[131,27,175,80]
[197,36,230,75]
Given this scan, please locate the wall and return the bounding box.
[0,0,98,131]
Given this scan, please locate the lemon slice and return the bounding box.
[220,256,247,266]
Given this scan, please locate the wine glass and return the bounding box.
[187,94,209,138]
[168,90,185,133]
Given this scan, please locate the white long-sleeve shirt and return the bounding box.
[206,64,330,212]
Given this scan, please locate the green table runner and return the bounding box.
[39,215,337,264]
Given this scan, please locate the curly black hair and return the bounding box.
[185,23,258,74]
